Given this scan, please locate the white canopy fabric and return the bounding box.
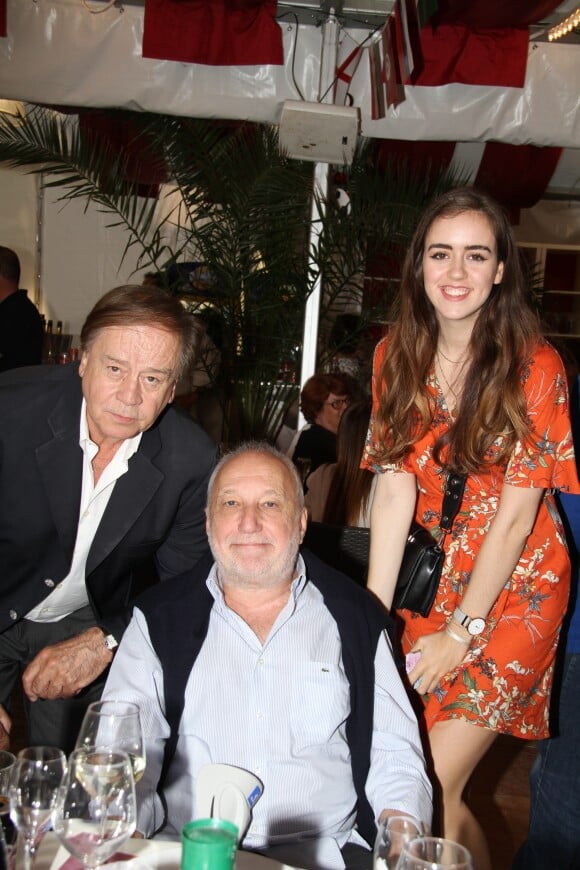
[0,0,578,149]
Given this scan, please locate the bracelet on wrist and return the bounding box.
[445,625,471,645]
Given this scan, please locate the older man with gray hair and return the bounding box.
[103,442,432,870]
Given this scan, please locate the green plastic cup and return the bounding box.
[181,818,238,870]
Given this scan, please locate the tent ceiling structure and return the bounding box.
[0,0,578,201]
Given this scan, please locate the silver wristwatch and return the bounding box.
[452,606,486,637]
[103,633,118,651]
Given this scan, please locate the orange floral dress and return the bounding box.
[362,337,580,739]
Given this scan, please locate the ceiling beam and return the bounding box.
[276,1,393,28]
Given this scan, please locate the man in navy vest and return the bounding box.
[103,443,432,870]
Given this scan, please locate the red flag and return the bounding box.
[382,16,404,108]
[369,38,386,120]
[79,112,167,198]
[0,0,6,38]
[394,0,415,80]
[475,142,563,216]
[413,24,529,87]
[334,36,364,106]
[142,0,283,66]
[436,0,562,28]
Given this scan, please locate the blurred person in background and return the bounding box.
[290,372,360,481]
[513,367,580,870]
[0,246,43,373]
[305,398,376,527]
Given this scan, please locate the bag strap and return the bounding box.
[437,472,467,548]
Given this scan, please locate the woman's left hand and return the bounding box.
[407,629,470,696]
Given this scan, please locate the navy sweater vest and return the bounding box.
[138,548,394,847]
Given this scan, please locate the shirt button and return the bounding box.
[9,610,17,621]
[257,658,264,665]
[44,579,55,588]
[256,711,263,720]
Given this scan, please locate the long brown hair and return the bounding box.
[374,187,541,473]
[323,399,375,526]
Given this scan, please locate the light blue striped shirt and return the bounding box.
[104,557,432,869]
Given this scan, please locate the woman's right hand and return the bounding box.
[407,629,470,696]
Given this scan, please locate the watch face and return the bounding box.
[468,618,486,636]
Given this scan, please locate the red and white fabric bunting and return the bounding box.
[142,0,283,66]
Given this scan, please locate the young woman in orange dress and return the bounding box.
[361,187,580,869]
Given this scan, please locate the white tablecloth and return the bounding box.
[35,833,301,870]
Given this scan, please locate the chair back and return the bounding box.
[303,521,369,587]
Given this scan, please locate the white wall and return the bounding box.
[0,166,39,305]
[0,168,155,336]
[41,186,151,335]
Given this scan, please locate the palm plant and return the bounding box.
[0,104,460,443]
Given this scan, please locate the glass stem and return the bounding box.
[22,837,36,870]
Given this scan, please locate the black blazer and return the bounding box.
[0,363,218,639]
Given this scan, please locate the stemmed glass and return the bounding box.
[373,815,425,869]
[75,701,145,785]
[0,750,17,870]
[8,746,67,870]
[53,748,136,869]
[397,836,473,869]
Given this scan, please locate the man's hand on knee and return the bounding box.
[22,628,114,701]
[0,704,11,750]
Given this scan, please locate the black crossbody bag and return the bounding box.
[393,472,466,617]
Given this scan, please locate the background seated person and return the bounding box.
[103,443,432,870]
[305,398,376,527]
[289,372,360,479]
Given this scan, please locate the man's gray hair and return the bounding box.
[207,441,304,511]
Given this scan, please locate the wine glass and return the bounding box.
[53,748,136,869]
[397,836,473,869]
[75,701,145,785]
[373,815,424,869]
[8,746,67,870]
[0,750,17,870]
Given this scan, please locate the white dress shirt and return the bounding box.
[26,400,142,621]
[104,558,432,869]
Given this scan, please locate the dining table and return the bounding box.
[34,832,304,870]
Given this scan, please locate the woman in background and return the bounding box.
[362,187,579,869]
[305,398,375,527]
[290,371,359,479]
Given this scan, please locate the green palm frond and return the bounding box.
[0,105,463,443]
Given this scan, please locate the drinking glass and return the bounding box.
[53,748,136,869]
[0,750,17,870]
[75,701,145,784]
[373,815,424,869]
[8,746,67,870]
[397,836,473,869]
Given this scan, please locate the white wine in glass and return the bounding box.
[75,700,145,784]
[53,748,136,870]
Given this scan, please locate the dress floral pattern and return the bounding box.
[362,337,580,739]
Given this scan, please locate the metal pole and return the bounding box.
[297,8,340,426]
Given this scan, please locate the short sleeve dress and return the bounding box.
[362,337,580,739]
